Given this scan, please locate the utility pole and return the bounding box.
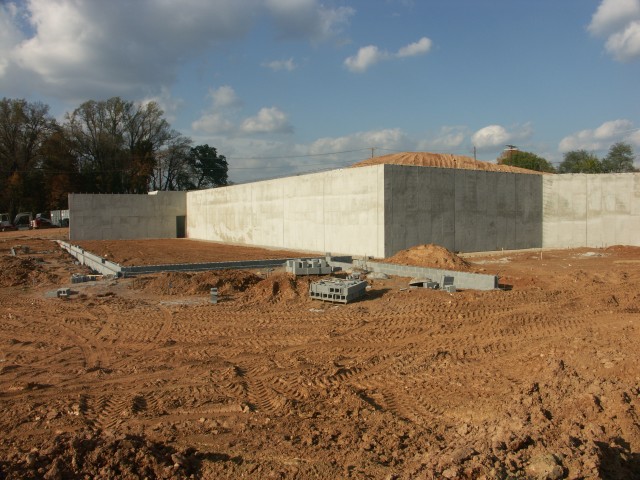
[473,146,476,161]
[370,147,375,158]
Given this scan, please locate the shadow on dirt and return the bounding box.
[363,288,391,300]
[596,438,640,480]
[0,432,241,479]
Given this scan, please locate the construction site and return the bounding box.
[1,153,640,478]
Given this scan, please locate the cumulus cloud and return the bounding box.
[397,37,432,57]
[558,119,638,151]
[263,58,297,71]
[0,3,25,77]
[241,107,293,134]
[192,112,236,134]
[309,128,410,154]
[589,0,640,61]
[471,124,533,152]
[417,126,467,151]
[344,36,433,73]
[344,45,388,73]
[2,0,351,101]
[191,85,242,134]
[472,125,510,150]
[1,0,260,100]
[209,85,242,109]
[265,0,354,42]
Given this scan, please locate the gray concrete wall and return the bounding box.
[69,191,186,240]
[383,165,543,256]
[542,173,640,248]
[67,168,640,255]
[186,166,386,257]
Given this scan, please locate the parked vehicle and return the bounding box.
[31,213,56,229]
[0,213,17,232]
[12,212,33,230]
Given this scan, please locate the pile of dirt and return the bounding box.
[240,272,314,304]
[0,255,58,287]
[130,270,263,296]
[351,151,546,174]
[384,243,471,271]
[0,430,207,479]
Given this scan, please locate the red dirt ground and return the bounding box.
[1,229,640,478]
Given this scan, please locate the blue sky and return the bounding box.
[1,0,639,182]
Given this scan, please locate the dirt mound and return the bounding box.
[241,272,314,304]
[352,151,546,174]
[130,270,263,296]
[384,244,471,271]
[0,255,58,287]
[0,430,207,479]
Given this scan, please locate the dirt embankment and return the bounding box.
[352,151,546,175]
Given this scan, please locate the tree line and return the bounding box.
[0,97,228,217]
[498,142,638,174]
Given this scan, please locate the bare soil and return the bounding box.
[73,239,316,266]
[351,151,546,175]
[385,244,472,272]
[1,230,640,479]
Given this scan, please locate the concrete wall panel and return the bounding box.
[186,166,385,257]
[69,192,186,241]
[542,173,640,248]
[384,166,542,256]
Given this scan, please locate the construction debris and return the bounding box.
[285,258,332,275]
[309,278,367,304]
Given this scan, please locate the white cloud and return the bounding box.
[559,119,638,151]
[241,107,293,134]
[210,85,242,109]
[417,126,467,151]
[604,21,640,61]
[141,86,183,124]
[589,0,640,35]
[263,58,297,71]
[1,0,260,101]
[0,0,359,102]
[192,85,242,134]
[265,0,354,42]
[344,45,387,73]
[192,112,236,134]
[0,4,24,77]
[589,0,640,61]
[471,124,533,152]
[397,37,432,57]
[344,36,433,73]
[309,128,409,154]
[471,125,510,151]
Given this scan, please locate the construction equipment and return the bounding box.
[0,213,17,232]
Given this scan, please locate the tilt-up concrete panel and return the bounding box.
[542,173,640,248]
[186,165,386,257]
[69,191,186,241]
[384,165,542,256]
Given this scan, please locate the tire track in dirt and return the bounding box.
[105,304,174,370]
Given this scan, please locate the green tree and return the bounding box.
[151,133,193,191]
[64,97,172,193]
[40,127,79,210]
[558,150,602,173]
[601,142,637,173]
[498,150,556,173]
[0,98,57,215]
[187,144,228,189]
